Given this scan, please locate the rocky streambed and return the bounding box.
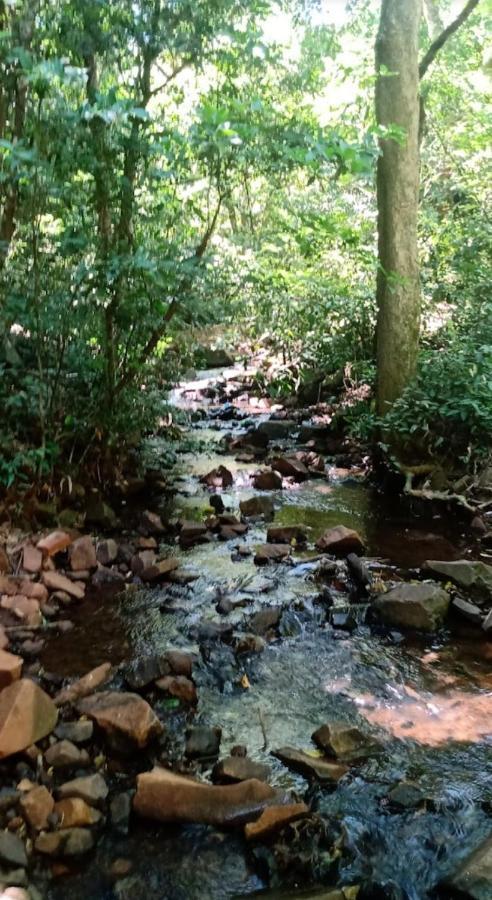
[0,365,491,900]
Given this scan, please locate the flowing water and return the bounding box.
[43,367,492,900]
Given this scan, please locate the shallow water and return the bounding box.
[44,369,492,900]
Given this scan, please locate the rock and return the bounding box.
[86,497,117,529]
[19,785,54,830]
[96,539,118,566]
[331,609,357,631]
[0,679,58,759]
[185,726,221,760]
[91,565,125,588]
[0,832,27,868]
[0,627,8,650]
[483,609,492,634]
[140,510,165,534]
[0,650,22,690]
[36,531,72,557]
[212,756,271,784]
[22,544,42,574]
[240,496,275,519]
[244,802,309,841]
[347,553,370,590]
[316,526,364,556]
[234,634,266,655]
[166,650,193,677]
[249,607,282,635]
[69,536,96,571]
[387,781,425,809]
[140,557,180,582]
[253,470,283,491]
[110,792,132,836]
[0,596,41,627]
[199,466,233,488]
[272,747,348,782]
[256,420,296,441]
[35,827,94,857]
[312,722,378,761]
[271,456,309,482]
[254,544,291,566]
[450,597,483,626]
[133,767,277,827]
[54,720,93,744]
[266,526,307,545]
[57,774,108,807]
[425,559,492,598]
[440,835,492,899]
[77,691,163,751]
[54,662,112,706]
[0,545,10,573]
[131,550,156,575]
[124,654,168,689]
[197,346,234,367]
[41,571,85,600]
[20,581,48,602]
[53,797,102,827]
[154,675,197,705]
[179,521,211,549]
[45,740,86,769]
[374,582,450,631]
[1,887,30,899]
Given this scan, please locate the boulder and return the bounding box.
[37,531,72,557]
[185,726,221,760]
[425,559,492,599]
[0,649,22,690]
[440,835,492,899]
[271,456,309,482]
[0,679,58,759]
[19,785,54,830]
[69,536,97,571]
[253,470,283,491]
[140,557,180,582]
[312,722,378,761]
[240,496,275,519]
[54,797,103,827]
[316,525,364,556]
[199,466,233,488]
[272,747,348,783]
[55,662,112,706]
[77,691,163,751]
[57,774,108,807]
[212,756,271,785]
[256,420,296,441]
[133,767,277,827]
[35,827,94,857]
[266,526,307,545]
[42,571,85,600]
[254,544,291,566]
[244,802,309,841]
[374,582,450,631]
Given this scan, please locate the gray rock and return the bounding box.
[374,582,450,631]
[185,726,221,760]
[124,654,168,689]
[440,835,492,899]
[451,597,483,626]
[45,739,87,768]
[110,792,132,836]
[425,559,492,598]
[387,780,425,809]
[57,773,108,807]
[55,720,94,744]
[239,496,275,520]
[0,831,27,868]
[35,827,94,857]
[256,420,297,441]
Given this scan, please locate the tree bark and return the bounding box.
[375,0,423,415]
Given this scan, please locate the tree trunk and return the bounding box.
[424,0,444,40]
[375,0,422,415]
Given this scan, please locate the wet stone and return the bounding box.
[254,544,291,566]
[312,722,379,762]
[272,747,348,783]
[316,525,364,556]
[57,774,108,808]
[331,610,357,631]
[53,797,102,828]
[155,675,197,705]
[35,827,94,857]
[249,607,282,636]
[0,679,58,760]
[77,691,163,752]
[19,785,54,830]
[96,539,118,566]
[44,740,87,769]
[124,654,168,689]
[110,792,132,836]
[266,526,307,545]
[450,596,483,626]
[69,536,96,571]
[374,583,450,631]
[239,496,275,519]
[54,719,93,744]
[252,469,283,491]
[185,725,222,760]
[387,781,425,810]
[440,835,492,899]
[212,756,271,785]
[0,832,27,868]
[244,802,309,841]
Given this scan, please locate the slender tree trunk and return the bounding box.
[375,0,423,415]
[424,0,444,40]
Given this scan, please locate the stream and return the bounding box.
[42,366,491,900]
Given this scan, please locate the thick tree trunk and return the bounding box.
[375,0,423,415]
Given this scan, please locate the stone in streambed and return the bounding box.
[124,654,168,689]
[44,740,88,769]
[0,832,27,868]
[244,802,309,841]
[387,781,425,810]
[424,559,492,598]
[140,557,180,582]
[0,679,58,759]
[165,650,193,677]
[69,536,96,571]
[54,661,112,706]
[316,525,364,556]
[253,470,282,491]
[254,544,291,566]
[185,726,221,760]
[77,691,163,751]
[439,835,492,899]
[240,496,275,519]
[133,767,277,827]
[266,526,307,545]
[271,456,309,482]
[57,774,108,807]
[35,827,94,857]
[155,675,197,705]
[42,571,85,600]
[373,582,449,631]
[312,722,379,762]
[249,607,281,636]
[0,650,22,690]
[179,521,211,549]
[256,420,296,441]
[199,466,233,488]
[212,756,271,784]
[110,792,132,836]
[22,544,42,574]
[19,785,54,831]
[54,720,93,744]
[53,797,102,828]
[450,597,483,626]
[140,510,165,534]
[36,531,72,557]
[272,747,348,783]
[96,539,119,566]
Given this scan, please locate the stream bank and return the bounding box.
[0,364,490,900]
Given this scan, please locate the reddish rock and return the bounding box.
[131,549,156,575]
[42,571,85,600]
[165,650,193,677]
[312,721,378,761]
[252,469,282,491]
[273,747,348,782]
[133,767,277,827]
[266,526,307,545]
[0,545,10,573]
[212,756,271,784]
[0,625,9,650]
[54,661,112,706]
[0,649,23,689]
[140,510,165,534]
[96,539,119,566]
[69,536,97,571]
[77,691,163,750]
[254,544,291,566]
[249,607,281,635]
[0,575,16,595]
[137,536,157,550]
[199,466,233,488]
[21,580,48,602]
[35,827,94,857]
[37,531,72,557]
[140,557,180,582]
[22,544,43,574]
[20,785,54,830]
[271,456,309,481]
[0,679,58,759]
[54,797,102,827]
[179,521,211,549]
[245,802,309,840]
[155,675,197,705]
[0,594,41,627]
[316,525,364,556]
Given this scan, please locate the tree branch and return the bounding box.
[419,0,481,79]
